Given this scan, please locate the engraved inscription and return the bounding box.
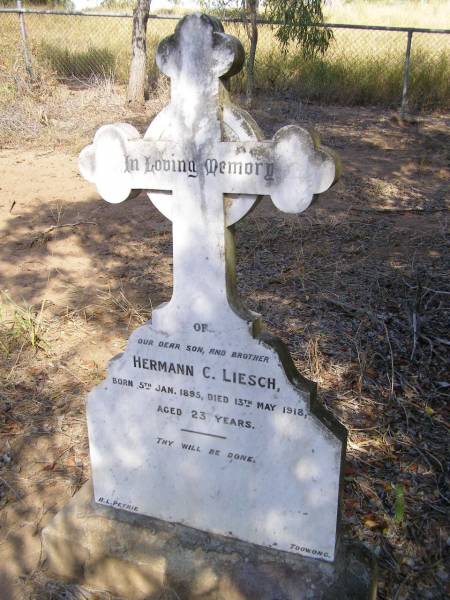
[124,154,275,182]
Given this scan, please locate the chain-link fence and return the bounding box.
[1,8,449,111]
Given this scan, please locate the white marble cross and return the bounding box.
[80,14,346,562]
[79,13,338,336]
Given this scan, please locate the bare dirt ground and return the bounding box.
[0,86,449,599]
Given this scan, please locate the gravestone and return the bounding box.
[43,14,376,600]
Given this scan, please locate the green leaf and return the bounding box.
[394,483,405,524]
[265,0,333,59]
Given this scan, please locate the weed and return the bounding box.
[0,293,47,356]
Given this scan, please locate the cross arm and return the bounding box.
[79,123,340,215]
[217,125,341,213]
[79,123,189,204]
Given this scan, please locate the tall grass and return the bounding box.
[324,0,450,29]
[227,22,450,109]
[0,2,449,109]
[39,43,117,79]
[0,293,47,356]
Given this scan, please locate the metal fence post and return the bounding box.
[17,0,33,79]
[400,30,413,118]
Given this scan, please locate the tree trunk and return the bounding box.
[245,0,259,107]
[127,0,151,106]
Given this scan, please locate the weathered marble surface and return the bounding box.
[88,323,344,561]
[78,13,346,563]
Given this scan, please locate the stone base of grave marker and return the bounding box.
[43,481,377,600]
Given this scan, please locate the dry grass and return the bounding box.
[324,0,450,28]
[0,56,171,148]
[226,22,450,109]
[0,66,121,148]
[0,1,449,110]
